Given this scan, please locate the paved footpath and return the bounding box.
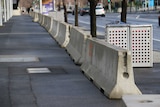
[0,15,160,107]
[0,15,123,107]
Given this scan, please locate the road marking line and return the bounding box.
[136,15,140,19]
[68,18,105,28]
[153,38,160,42]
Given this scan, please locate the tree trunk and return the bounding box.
[58,1,61,11]
[89,0,97,37]
[63,0,68,23]
[75,0,78,26]
[121,0,127,23]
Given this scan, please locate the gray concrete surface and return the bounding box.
[153,51,160,63]
[122,94,160,107]
[0,15,122,107]
[0,15,160,107]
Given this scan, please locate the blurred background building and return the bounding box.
[14,0,160,14]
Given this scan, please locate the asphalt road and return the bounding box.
[67,12,160,51]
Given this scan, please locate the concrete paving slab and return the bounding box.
[153,51,160,63]
[122,95,160,107]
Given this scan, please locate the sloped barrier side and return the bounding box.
[49,19,59,38]
[42,15,48,28]
[81,38,141,99]
[46,16,52,32]
[40,15,45,26]
[33,12,39,22]
[66,26,91,64]
[29,11,34,17]
[38,13,43,24]
[55,22,70,47]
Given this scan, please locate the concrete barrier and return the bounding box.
[13,9,21,16]
[81,38,141,99]
[39,15,52,32]
[29,11,34,17]
[65,26,92,64]
[42,15,48,29]
[46,16,52,31]
[49,19,59,38]
[38,13,43,24]
[55,22,70,47]
[48,11,64,22]
[33,12,39,22]
[40,14,44,25]
[41,15,47,28]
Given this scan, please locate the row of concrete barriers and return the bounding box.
[29,11,142,100]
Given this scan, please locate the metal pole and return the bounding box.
[53,0,56,11]
[6,0,10,20]
[3,0,7,22]
[108,2,111,12]
[0,0,3,26]
[40,0,42,13]
[10,0,13,17]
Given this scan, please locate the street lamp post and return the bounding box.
[6,0,10,20]
[10,0,13,17]
[3,0,7,22]
[108,0,111,12]
[53,0,56,11]
[39,0,42,13]
[0,0,2,26]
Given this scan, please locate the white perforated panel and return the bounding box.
[106,27,129,49]
[130,26,153,67]
[106,25,153,67]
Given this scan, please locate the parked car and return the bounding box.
[79,6,105,17]
[66,5,74,13]
[95,6,105,17]
[79,7,90,16]
[72,7,81,15]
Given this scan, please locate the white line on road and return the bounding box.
[153,38,160,42]
[136,15,140,19]
[68,18,105,28]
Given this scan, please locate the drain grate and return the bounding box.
[27,68,51,74]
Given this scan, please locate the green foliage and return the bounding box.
[134,1,142,7]
[115,2,121,8]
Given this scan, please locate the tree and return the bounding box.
[57,0,61,11]
[129,0,133,13]
[121,0,127,23]
[62,0,68,22]
[88,0,98,37]
[75,0,78,26]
